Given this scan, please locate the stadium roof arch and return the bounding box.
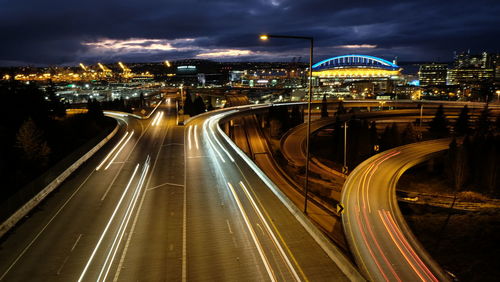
[312,54,401,79]
[312,55,399,71]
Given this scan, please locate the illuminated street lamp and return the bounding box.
[260,34,314,214]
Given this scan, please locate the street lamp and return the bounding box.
[260,34,314,214]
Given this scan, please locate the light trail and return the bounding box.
[104,131,135,170]
[238,181,301,282]
[96,132,129,171]
[194,125,199,149]
[208,115,234,162]
[78,164,140,282]
[380,210,438,282]
[151,112,161,126]
[154,111,164,126]
[202,119,225,163]
[188,125,193,150]
[98,156,151,282]
[226,182,276,282]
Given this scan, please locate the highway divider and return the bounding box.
[0,122,120,238]
[210,107,366,281]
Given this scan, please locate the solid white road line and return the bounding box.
[98,157,150,282]
[96,132,129,171]
[78,164,140,282]
[239,181,301,282]
[104,131,135,170]
[227,182,276,282]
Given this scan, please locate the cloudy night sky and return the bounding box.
[1,0,499,66]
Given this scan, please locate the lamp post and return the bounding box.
[260,34,314,214]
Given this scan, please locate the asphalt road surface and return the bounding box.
[0,101,356,281]
[341,139,452,282]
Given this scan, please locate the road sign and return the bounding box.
[342,166,348,175]
[336,203,344,215]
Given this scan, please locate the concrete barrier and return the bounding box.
[0,123,119,238]
[215,117,365,282]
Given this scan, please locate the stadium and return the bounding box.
[312,55,401,79]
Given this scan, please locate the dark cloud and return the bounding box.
[0,0,498,65]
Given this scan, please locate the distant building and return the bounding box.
[418,63,447,86]
[447,51,497,101]
[447,68,494,85]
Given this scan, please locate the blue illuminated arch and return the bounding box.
[312,55,399,71]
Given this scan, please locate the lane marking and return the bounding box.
[0,168,98,281]
[239,181,304,282]
[98,157,150,282]
[226,219,233,234]
[147,182,184,191]
[227,182,276,282]
[56,256,70,276]
[114,106,173,282]
[104,130,135,170]
[71,234,83,252]
[96,132,129,171]
[78,164,140,282]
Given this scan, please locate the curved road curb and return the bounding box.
[0,122,120,238]
[212,107,365,282]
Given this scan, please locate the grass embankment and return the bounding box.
[399,167,500,281]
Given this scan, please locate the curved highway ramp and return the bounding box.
[341,139,452,282]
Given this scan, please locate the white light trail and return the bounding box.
[151,112,161,126]
[96,132,129,171]
[188,125,193,150]
[98,156,151,282]
[203,119,225,163]
[208,115,234,162]
[78,164,140,282]
[194,125,199,149]
[104,131,135,170]
[155,111,164,126]
[239,181,301,282]
[227,182,276,282]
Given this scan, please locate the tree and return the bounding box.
[207,101,214,111]
[447,138,468,191]
[193,95,206,115]
[290,105,302,127]
[369,121,379,155]
[390,123,402,147]
[139,92,145,108]
[184,92,194,116]
[475,104,491,136]
[87,99,104,119]
[16,118,51,167]
[336,100,347,116]
[454,105,469,136]
[428,105,449,138]
[46,82,66,118]
[321,94,328,118]
[402,123,418,144]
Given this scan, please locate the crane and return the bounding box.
[79,63,88,71]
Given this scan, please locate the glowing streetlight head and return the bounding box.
[259,34,269,41]
[165,60,171,67]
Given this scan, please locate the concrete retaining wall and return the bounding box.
[0,123,119,238]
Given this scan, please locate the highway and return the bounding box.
[341,139,452,281]
[0,99,172,281]
[0,101,360,281]
[183,108,358,281]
